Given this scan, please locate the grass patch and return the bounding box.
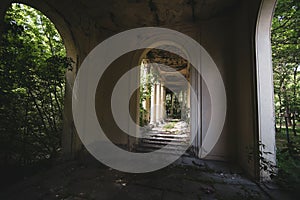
[163,122,175,129]
[275,129,300,190]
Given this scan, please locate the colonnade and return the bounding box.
[140,59,190,126]
[150,83,166,125]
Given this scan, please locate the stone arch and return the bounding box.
[0,0,81,158]
[255,0,277,180]
[132,39,215,160]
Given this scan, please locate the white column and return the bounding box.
[162,85,166,121]
[159,84,163,122]
[156,83,161,123]
[150,84,156,124]
[256,0,277,180]
[187,86,190,109]
[160,84,163,121]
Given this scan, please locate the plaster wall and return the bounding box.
[0,0,276,179]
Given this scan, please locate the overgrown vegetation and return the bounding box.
[272,0,300,189]
[163,122,175,129]
[272,0,300,135]
[0,3,71,171]
[274,129,300,189]
[139,65,155,126]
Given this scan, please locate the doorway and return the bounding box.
[137,46,193,157]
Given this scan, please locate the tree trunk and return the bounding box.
[292,114,297,136]
[292,66,298,136]
[285,114,291,144]
[278,92,283,133]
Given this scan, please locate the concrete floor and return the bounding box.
[1,156,297,200]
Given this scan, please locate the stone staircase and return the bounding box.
[136,130,192,156]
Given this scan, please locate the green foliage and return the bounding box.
[171,97,182,119]
[0,4,71,167]
[275,132,300,189]
[272,0,300,132]
[139,66,155,126]
[163,122,175,129]
[272,0,300,188]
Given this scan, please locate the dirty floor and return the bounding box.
[1,156,298,200]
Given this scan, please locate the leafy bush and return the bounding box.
[0,4,71,168]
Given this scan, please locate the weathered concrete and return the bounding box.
[1,157,297,200]
[0,0,278,180]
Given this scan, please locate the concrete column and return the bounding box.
[181,90,185,120]
[146,97,150,122]
[150,84,157,124]
[159,84,164,122]
[186,87,191,121]
[187,86,191,109]
[162,85,166,121]
[256,0,277,180]
[62,60,82,158]
[156,83,161,123]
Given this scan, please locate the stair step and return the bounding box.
[139,143,189,150]
[145,133,189,138]
[137,129,192,157]
[135,147,191,157]
[141,139,190,146]
[142,136,188,142]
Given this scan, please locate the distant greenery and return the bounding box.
[139,66,155,126]
[0,4,71,168]
[275,131,300,189]
[272,0,300,189]
[272,0,300,137]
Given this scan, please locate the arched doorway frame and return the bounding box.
[130,41,194,150]
[255,0,277,180]
[0,0,80,158]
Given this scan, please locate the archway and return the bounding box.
[270,0,300,188]
[0,0,81,158]
[0,2,78,185]
[137,46,194,156]
[255,0,277,180]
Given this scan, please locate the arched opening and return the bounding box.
[0,3,74,186]
[271,0,300,187]
[137,46,193,156]
[256,0,299,184]
[256,0,277,181]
